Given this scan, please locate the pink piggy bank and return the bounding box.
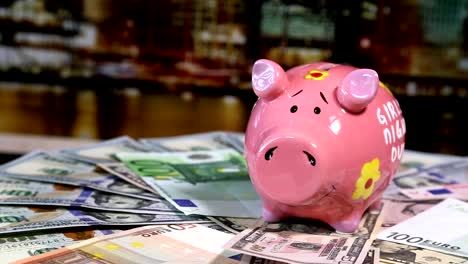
[245,59,406,233]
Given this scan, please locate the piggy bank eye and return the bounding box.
[290,105,298,113]
[314,107,321,114]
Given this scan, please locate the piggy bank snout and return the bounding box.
[254,137,324,205]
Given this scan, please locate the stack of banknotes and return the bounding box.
[0,131,466,264]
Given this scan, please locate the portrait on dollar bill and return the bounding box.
[393,174,450,189]
[373,239,421,263]
[106,180,144,194]
[381,200,439,229]
[85,211,157,223]
[91,193,156,209]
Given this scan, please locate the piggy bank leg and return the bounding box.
[330,212,363,233]
[262,205,286,222]
[369,197,382,212]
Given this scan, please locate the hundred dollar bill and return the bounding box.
[0,206,210,235]
[380,199,439,230]
[117,149,262,218]
[208,216,257,234]
[240,255,286,263]
[0,151,159,201]
[97,162,157,194]
[0,178,179,215]
[240,247,380,264]
[13,224,240,264]
[60,136,151,164]
[378,198,468,258]
[224,206,385,264]
[0,228,120,263]
[140,131,239,152]
[224,132,245,153]
[373,239,468,264]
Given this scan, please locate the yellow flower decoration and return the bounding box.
[352,158,381,200]
[379,81,393,95]
[305,70,329,80]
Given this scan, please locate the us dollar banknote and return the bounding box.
[0,178,180,214]
[380,199,439,230]
[140,131,240,152]
[13,224,240,264]
[240,247,380,264]
[0,206,211,235]
[224,132,245,153]
[97,162,157,194]
[224,206,385,264]
[0,228,120,263]
[117,149,262,218]
[60,136,151,164]
[207,216,257,234]
[0,151,159,200]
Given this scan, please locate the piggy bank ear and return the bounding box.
[336,69,379,113]
[252,59,288,99]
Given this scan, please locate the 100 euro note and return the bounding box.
[117,149,262,218]
[13,224,240,264]
[378,198,468,259]
[376,199,468,264]
[223,204,386,264]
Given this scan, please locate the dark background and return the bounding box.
[0,0,467,154]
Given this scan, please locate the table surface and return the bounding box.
[0,133,96,154]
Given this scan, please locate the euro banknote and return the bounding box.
[373,239,468,264]
[378,198,468,258]
[117,149,262,218]
[13,224,240,264]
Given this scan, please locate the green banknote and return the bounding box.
[117,149,261,218]
[140,131,241,152]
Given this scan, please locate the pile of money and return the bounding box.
[0,131,465,263]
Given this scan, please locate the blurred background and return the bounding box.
[0,0,467,154]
